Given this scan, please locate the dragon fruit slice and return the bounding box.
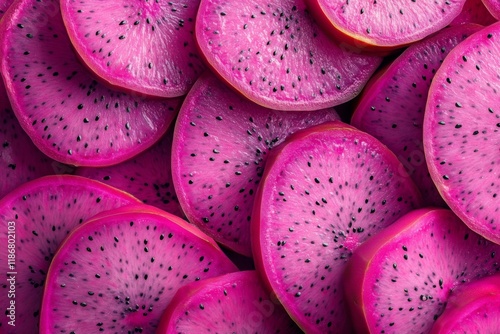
[76,125,183,217]
[482,0,500,19]
[172,72,339,256]
[195,0,381,111]
[351,24,482,207]
[0,0,181,167]
[40,205,238,333]
[156,271,301,333]
[345,208,500,334]
[306,0,467,51]
[252,121,422,333]
[430,274,500,333]
[0,78,58,199]
[424,22,500,244]
[0,175,140,333]
[60,0,205,98]
[451,0,497,25]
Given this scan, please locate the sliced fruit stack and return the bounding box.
[0,0,499,332]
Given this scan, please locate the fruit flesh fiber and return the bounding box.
[195,0,381,111]
[40,208,238,333]
[424,22,500,244]
[60,0,205,97]
[351,24,482,207]
[253,121,422,333]
[172,72,339,256]
[0,0,181,166]
[0,175,140,333]
[345,208,500,334]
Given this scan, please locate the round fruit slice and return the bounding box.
[0,175,140,332]
[252,121,422,333]
[60,0,205,97]
[40,206,237,333]
[0,0,181,166]
[424,22,500,244]
[195,0,381,111]
[345,208,500,334]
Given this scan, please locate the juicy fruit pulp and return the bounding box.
[60,0,205,97]
[252,121,422,333]
[172,72,339,256]
[195,0,381,111]
[0,175,140,333]
[0,0,181,166]
[345,208,500,334]
[157,271,301,333]
[424,22,500,245]
[40,206,237,333]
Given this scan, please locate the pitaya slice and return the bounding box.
[60,0,205,98]
[0,0,181,167]
[345,208,500,334]
[451,0,497,25]
[424,22,500,244]
[351,24,482,207]
[76,125,183,217]
[172,72,340,256]
[0,77,58,199]
[306,0,467,51]
[430,274,500,333]
[0,175,140,333]
[482,0,500,19]
[195,0,381,111]
[156,271,301,333]
[40,205,238,333]
[252,121,422,333]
